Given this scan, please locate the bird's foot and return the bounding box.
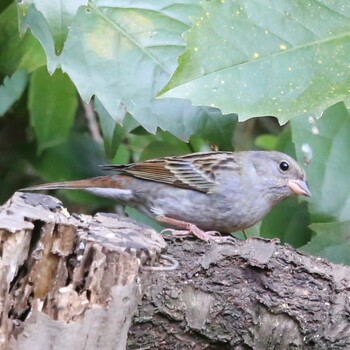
[161,228,192,238]
[157,215,232,242]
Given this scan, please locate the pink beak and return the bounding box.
[287,179,311,197]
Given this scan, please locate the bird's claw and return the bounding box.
[161,228,192,239]
[161,224,232,243]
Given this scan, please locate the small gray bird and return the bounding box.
[21,151,311,241]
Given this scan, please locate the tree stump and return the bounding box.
[0,192,166,350]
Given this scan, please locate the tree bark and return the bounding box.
[128,234,350,349]
[1,193,350,350]
[0,192,166,350]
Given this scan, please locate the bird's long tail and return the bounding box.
[20,176,133,201]
[20,177,108,191]
[20,175,132,202]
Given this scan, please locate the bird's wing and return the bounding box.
[101,152,235,193]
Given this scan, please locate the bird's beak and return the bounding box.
[287,179,311,197]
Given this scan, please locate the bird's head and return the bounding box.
[251,151,311,203]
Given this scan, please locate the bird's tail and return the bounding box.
[20,176,120,191]
[19,176,133,201]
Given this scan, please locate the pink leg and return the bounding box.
[157,215,233,242]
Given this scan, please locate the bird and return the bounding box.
[21,151,311,241]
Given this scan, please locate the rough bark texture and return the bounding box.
[1,193,350,350]
[128,235,350,349]
[0,193,166,350]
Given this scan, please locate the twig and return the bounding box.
[82,99,103,143]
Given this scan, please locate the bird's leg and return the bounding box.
[157,215,232,242]
[242,229,248,239]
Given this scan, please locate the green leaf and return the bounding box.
[18,0,87,55]
[95,98,138,159]
[19,0,232,140]
[25,133,107,180]
[0,3,45,75]
[95,98,124,159]
[110,143,130,165]
[161,1,350,123]
[255,134,278,150]
[0,70,28,116]
[302,221,350,265]
[28,67,78,153]
[189,110,237,151]
[140,139,192,161]
[0,1,12,13]
[291,102,350,222]
[261,199,312,247]
[21,133,111,208]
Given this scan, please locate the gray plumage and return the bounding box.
[21,151,311,234]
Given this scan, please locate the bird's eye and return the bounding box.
[279,161,289,172]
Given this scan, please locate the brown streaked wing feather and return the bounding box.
[102,159,195,189]
[101,152,237,193]
[166,152,239,192]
